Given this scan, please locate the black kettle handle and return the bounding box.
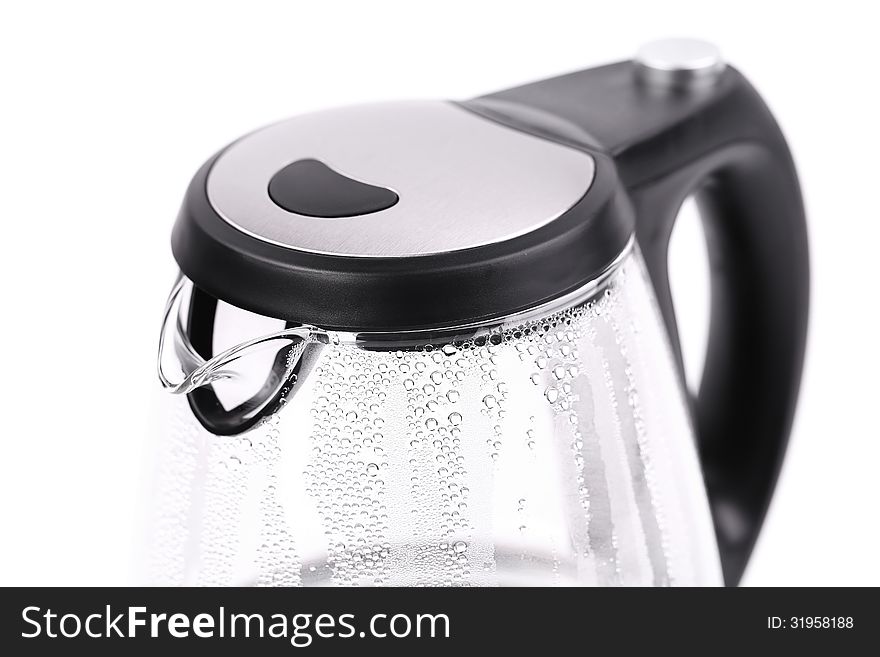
[477,53,809,585]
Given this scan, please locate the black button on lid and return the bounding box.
[268,159,399,218]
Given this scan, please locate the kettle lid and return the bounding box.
[172,100,633,331]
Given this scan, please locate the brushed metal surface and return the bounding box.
[635,38,726,87]
[206,101,595,257]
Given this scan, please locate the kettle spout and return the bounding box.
[157,276,319,399]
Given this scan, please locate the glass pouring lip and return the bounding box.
[157,276,317,395]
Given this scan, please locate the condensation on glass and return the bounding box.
[146,249,722,586]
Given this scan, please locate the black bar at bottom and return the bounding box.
[1,587,874,654]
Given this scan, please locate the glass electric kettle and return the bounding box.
[149,39,809,587]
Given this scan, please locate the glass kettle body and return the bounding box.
[148,40,809,587]
[150,249,722,586]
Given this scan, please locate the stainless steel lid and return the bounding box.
[206,101,595,257]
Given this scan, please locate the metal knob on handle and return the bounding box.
[635,38,726,87]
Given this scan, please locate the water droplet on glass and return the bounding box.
[545,387,559,403]
[453,540,468,554]
[448,412,462,425]
[366,463,379,476]
[483,395,497,409]
[442,344,458,356]
[425,418,438,430]
[446,390,460,403]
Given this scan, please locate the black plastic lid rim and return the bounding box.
[171,116,635,333]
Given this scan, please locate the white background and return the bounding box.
[1,1,877,586]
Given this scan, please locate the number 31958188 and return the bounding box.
[768,616,854,629]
